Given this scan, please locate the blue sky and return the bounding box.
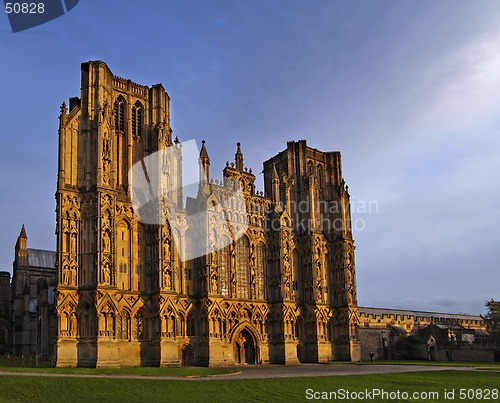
[1,1,499,315]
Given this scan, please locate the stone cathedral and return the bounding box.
[55,61,361,367]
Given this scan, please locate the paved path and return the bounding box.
[0,364,473,381]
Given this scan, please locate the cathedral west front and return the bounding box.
[55,61,361,367]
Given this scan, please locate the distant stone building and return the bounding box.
[358,307,492,362]
[8,226,57,356]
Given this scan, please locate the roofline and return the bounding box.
[358,306,483,319]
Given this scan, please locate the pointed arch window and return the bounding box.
[237,235,249,299]
[131,101,143,139]
[255,243,266,299]
[113,96,126,133]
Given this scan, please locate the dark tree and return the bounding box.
[484,299,500,345]
[393,335,423,360]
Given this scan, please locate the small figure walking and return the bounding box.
[369,351,375,363]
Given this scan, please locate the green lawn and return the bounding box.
[0,371,498,402]
[361,360,500,368]
[0,366,236,377]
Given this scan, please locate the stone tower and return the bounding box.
[263,140,361,362]
[55,61,182,367]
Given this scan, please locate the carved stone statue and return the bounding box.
[103,263,111,284]
[70,267,77,285]
[211,274,218,294]
[103,232,110,252]
[63,265,70,284]
[164,269,172,289]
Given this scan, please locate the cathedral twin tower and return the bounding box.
[55,61,361,367]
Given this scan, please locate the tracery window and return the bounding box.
[131,101,143,139]
[218,237,231,296]
[113,96,126,132]
[237,235,249,299]
[255,243,266,299]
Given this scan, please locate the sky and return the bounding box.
[0,0,499,315]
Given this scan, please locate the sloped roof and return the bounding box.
[27,249,56,269]
[434,324,465,331]
[359,306,483,321]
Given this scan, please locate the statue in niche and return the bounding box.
[283,256,291,276]
[211,274,218,294]
[283,277,292,300]
[346,266,353,286]
[70,233,77,254]
[103,262,111,284]
[157,121,165,142]
[102,232,110,252]
[98,100,109,125]
[102,136,111,159]
[163,267,172,289]
[163,240,171,262]
[210,250,217,267]
[70,267,77,285]
[102,159,110,184]
[348,285,356,305]
[63,265,70,284]
[315,279,323,301]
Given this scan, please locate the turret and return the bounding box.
[199,140,210,185]
[14,225,28,268]
[235,142,244,172]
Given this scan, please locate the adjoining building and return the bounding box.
[358,307,492,362]
[0,226,57,356]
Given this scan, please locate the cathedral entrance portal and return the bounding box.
[233,328,258,365]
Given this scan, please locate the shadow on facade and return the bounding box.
[76,299,97,367]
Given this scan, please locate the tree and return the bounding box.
[393,335,423,360]
[484,299,500,345]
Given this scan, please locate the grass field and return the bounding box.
[0,370,498,402]
[359,360,500,368]
[0,366,237,377]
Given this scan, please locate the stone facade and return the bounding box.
[3,226,57,356]
[0,61,491,366]
[54,61,361,367]
[358,307,491,362]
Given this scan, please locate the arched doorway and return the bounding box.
[234,328,257,365]
[181,345,194,366]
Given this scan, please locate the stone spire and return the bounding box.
[235,142,244,172]
[199,140,210,187]
[15,225,28,268]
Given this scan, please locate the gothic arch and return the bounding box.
[113,95,126,133]
[131,100,143,140]
[236,234,250,299]
[230,322,260,365]
[186,311,197,337]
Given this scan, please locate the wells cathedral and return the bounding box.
[0,61,489,367]
[54,61,360,367]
